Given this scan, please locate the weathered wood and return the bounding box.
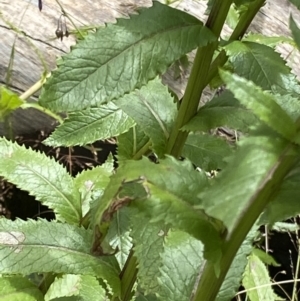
[0,0,299,135]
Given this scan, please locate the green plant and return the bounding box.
[1,0,300,300]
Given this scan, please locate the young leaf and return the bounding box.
[106,207,132,268]
[219,70,297,141]
[116,78,177,157]
[157,230,204,301]
[183,90,258,132]
[74,162,113,216]
[117,125,150,160]
[39,1,216,112]
[0,276,44,301]
[131,214,166,294]
[45,274,107,301]
[0,86,24,121]
[242,253,278,301]
[224,41,300,96]
[44,103,135,147]
[182,133,233,171]
[0,218,120,296]
[0,138,81,224]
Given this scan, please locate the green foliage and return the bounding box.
[39,1,216,112]
[0,87,24,121]
[2,0,300,300]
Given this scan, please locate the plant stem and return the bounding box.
[21,102,64,124]
[166,0,233,157]
[206,0,266,86]
[192,144,299,301]
[116,249,138,301]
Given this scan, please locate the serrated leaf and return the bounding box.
[0,86,24,121]
[45,274,106,301]
[116,78,177,157]
[224,41,300,96]
[243,33,294,47]
[220,70,297,141]
[272,222,300,233]
[216,225,258,301]
[183,91,257,132]
[0,219,120,296]
[0,276,44,301]
[74,163,113,216]
[131,214,166,293]
[182,132,233,171]
[44,103,135,147]
[273,93,300,122]
[93,157,222,264]
[39,1,216,112]
[106,207,132,268]
[198,132,298,237]
[259,163,300,225]
[157,230,204,301]
[117,125,150,160]
[0,138,81,224]
[135,182,222,264]
[242,254,277,301]
[252,249,280,267]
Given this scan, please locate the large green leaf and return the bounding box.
[198,133,295,234]
[0,219,120,296]
[183,90,258,132]
[220,70,297,142]
[92,157,223,264]
[39,1,216,112]
[0,138,81,224]
[224,41,300,96]
[182,132,233,171]
[45,274,107,301]
[131,214,166,294]
[117,125,150,160]
[0,276,44,301]
[157,230,204,301]
[44,103,135,147]
[116,78,177,157]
